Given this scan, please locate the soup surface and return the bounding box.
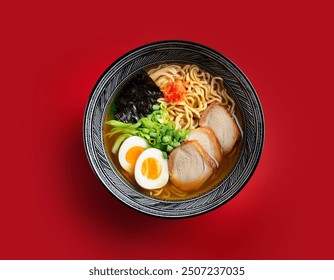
[103,64,243,200]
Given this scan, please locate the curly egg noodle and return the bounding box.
[148,64,236,130]
[144,64,238,199]
[104,64,241,201]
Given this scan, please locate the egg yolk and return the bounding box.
[141,157,162,180]
[125,146,145,165]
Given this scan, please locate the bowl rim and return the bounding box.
[83,40,265,218]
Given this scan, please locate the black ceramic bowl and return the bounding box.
[83,40,264,218]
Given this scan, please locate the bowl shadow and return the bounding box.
[62,114,174,238]
[59,113,267,259]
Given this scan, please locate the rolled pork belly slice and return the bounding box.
[168,140,217,191]
[187,126,223,166]
[199,102,240,154]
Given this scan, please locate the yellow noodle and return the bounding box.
[148,64,235,130]
[150,184,187,200]
[150,188,163,197]
[169,185,187,197]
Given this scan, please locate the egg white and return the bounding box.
[118,136,149,174]
[134,148,169,190]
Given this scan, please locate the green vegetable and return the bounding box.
[111,133,132,154]
[162,135,171,143]
[166,145,173,152]
[105,104,189,158]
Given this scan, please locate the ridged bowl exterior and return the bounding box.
[83,41,264,218]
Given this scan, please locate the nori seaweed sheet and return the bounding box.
[114,70,164,123]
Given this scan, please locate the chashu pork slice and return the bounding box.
[188,127,223,165]
[199,102,240,154]
[168,140,217,191]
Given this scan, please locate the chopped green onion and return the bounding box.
[105,103,189,156]
[162,135,171,143]
[141,128,150,134]
[166,145,173,152]
[111,133,132,154]
[105,120,141,129]
[150,132,157,138]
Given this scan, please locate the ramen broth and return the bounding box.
[103,64,244,200]
[104,126,242,200]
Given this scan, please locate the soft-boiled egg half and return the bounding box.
[134,148,169,190]
[118,136,149,174]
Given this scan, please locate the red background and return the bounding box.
[1,0,333,259]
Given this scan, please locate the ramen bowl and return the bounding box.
[83,40,264,218]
